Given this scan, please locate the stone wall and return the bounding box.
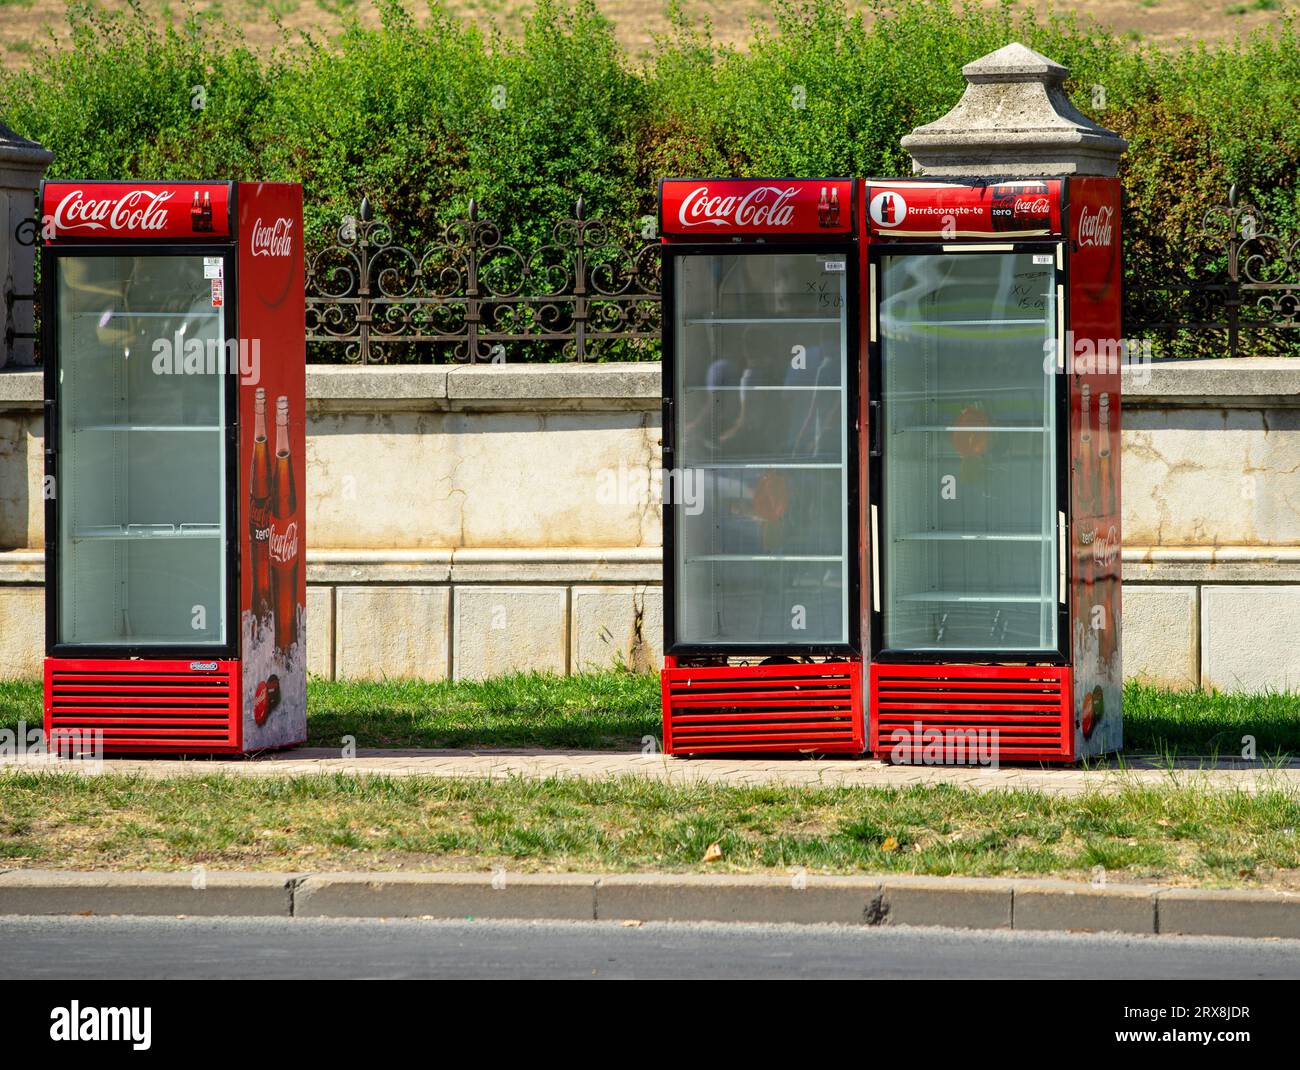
[1,359,1297,691]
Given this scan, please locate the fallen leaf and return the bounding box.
[703,842,723,863]
[882,836,900,853]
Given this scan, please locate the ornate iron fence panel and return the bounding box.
[305,197,662,363]
[1125,186,1300,358]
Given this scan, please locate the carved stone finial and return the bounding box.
[900,42,1128,177]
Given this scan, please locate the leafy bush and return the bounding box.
[2,0,1297,360]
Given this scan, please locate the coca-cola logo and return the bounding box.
[269,521,299,566]
[1092,524,1120,567]
[52,188,174,234]
[1013,196,1051,217]
[1078,205,1115,248]
[677,185,797,229]
[251,216,294,257]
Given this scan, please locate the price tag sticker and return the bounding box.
[203,256,223,279]
[1033,254,1053,265]
[822,259,846,273]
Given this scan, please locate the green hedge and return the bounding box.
[3,0,1298,359]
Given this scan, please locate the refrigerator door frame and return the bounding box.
[42,241,242,661]
[866,238,1071,665]
[661,239,862,658]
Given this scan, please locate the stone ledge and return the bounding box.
[10,361,1299,412]
[1123,358,1300,408]
[306,362,658,413]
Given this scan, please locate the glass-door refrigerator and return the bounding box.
[658,178,866,754]
[863,177,1121,763]
[41,181,306,754]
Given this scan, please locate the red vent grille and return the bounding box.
[662,660,865,755]
[870,664,1073,763]
[45,658,240,753]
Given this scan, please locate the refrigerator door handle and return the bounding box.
[1058,511,1067,604]
[661,397,674,459]
[871,504,881,613]
[869,400,882,457]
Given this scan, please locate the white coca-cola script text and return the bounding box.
[52,189,174,234]
[269,522,299,566]
[677,185,797,229]
[1078,205,1115,249]
[251,216,294,257]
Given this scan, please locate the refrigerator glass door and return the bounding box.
[673,251,850,648]
[879,250,1058,653]
[55,254,228,647]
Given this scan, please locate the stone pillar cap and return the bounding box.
[901,41,1127,178]
[0,120,54,168]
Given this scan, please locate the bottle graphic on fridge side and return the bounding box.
[269,395,300,657]
[249,388,272,622]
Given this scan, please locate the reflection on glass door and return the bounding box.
[673,251,850,647]
[879,251,1058,653]
[56,254,228,647]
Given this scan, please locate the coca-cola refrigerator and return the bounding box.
[40,180,306,754]
[658,178,867,755]
[658,176,1121,763]
[863,177,1120,763]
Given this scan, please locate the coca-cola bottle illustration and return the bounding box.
[881,193,895,225]
[249,388,272,622]
[190,192,203,232]
[828,186,840,226]
[198,190,213,232]
[817,187,830,227]
[1075,382,1096,600]
[269,395,299,657]
[1096,393,1118,663]
[990,180,1050,232]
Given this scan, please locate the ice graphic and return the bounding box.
[241,604,307,750]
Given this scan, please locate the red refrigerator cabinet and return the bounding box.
[41,181,306,754]
[658,178,867,755]
[863,177,1121,763]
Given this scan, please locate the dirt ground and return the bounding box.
[0,0,1291,71]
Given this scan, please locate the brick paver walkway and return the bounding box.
[4,748,1299,796]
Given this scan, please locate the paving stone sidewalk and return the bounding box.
[4,748,1300,796]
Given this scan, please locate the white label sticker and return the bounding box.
[822,259,846,273]
[204,256,223,279]
[1033,253,1053,265]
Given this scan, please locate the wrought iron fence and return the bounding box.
[1124,186,1300,358]
[305,197,661,363]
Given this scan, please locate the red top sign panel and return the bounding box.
[863,179,1063,239]
[42,182,233,242]
[660,179,853,238]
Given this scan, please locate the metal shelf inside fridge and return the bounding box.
[685,317,842,325]
[684,384,843,392]
[684,554,845,563]
[71,523,222,541]
[681,461,843,470]
[898,591,1047,605]
[74,424,223,433]
[896,424,1048,433]
[897,531,1047,542]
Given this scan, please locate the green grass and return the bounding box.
[2,675,1298,755]
[305,672,659,749]
[1,772,1297,885]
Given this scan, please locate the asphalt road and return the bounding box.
[2,916,1299,979]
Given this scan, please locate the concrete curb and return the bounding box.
[1,871,1298,940]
